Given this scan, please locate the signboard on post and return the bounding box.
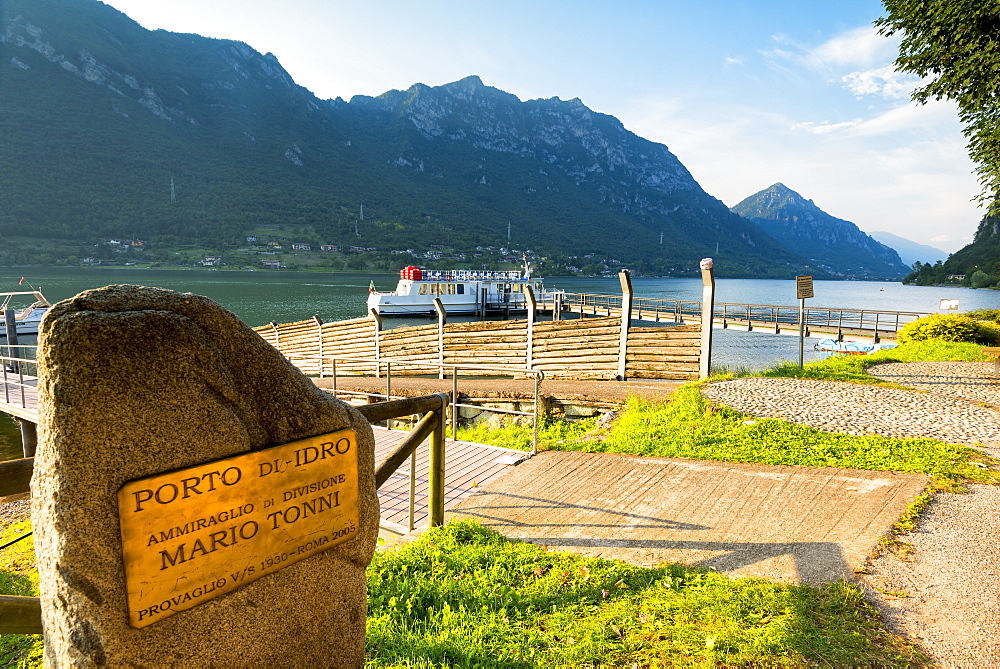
[118,429,360,628]
[795,276,813,367]
[796,275,814,300]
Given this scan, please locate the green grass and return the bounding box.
[462,340,998,492]
[547,385,998,492]
[366,521,925,667]
[456,416,597,452]
[0,518,43,668]
[760,340,989,384]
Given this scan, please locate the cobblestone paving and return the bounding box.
[702,362,1000,667]
[700,375,1000,453]
[868,361,1000,408]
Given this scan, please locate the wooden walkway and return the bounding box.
[0,375,525,533]
[447,450,930,583]
[371,426,525,534]
[0,375,37,422]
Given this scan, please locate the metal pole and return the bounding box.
[798,297,806,368]
[428,394,447,527]
[452,369,458,441]
[4,311,19,375]
[385,362,391,402]
[408,452,416,532]
[532,373,542,455]
[699,259,715,379]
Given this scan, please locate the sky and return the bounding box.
[101,0,984,254]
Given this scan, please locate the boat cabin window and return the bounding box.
[447,284,457,295]
[534,282,542,291]
[418,284,428,295]
[456,284,465,295]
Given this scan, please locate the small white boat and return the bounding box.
[814,338,897,355]
[367,266,563,316]
[0,291,52,337]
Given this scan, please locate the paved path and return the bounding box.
[868,360,1000,407]
[700,375,1000,453]
[700,361,1000,668]
[447,450,928,583]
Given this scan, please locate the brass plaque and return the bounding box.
[117,429,359,628]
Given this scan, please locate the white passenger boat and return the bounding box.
[367,266,563,316]
[0,291,53,337]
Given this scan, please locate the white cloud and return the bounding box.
[808,26,898,70]
[724,56,744,67]
[842,64,917,99]
[848,99,960,136]
[930,235,952,243]
[793,119,862,134]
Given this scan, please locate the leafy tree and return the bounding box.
[878,2,1000,210]
[970,269,995,288]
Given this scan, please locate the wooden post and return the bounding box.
[369,308,382,378]
[434,298,446,380]
[699,259,715,379]
[17,419,36,458]
[617,270,633,381]
[313,315,324,378]
[269,321,279,347]
[0,595,42,635]
[429,394,448,526]
[523,285,537,370]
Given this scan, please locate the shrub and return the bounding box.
[970,269,997,288]
[897,313,1000,345]
[966,308,1000,323]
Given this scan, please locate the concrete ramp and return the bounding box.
[447,451,929,583]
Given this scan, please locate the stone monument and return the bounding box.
[30,285,378,666]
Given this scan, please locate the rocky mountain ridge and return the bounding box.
[731,184,911,279]
[1,0,890,279]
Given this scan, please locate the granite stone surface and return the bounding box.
[31,285,377,667]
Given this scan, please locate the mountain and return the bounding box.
[939,210,999,287]
[0,0,819,277]
[730,184,911,279]
[868,231,948,267]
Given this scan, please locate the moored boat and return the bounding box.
[367,266,563,316]
[814,338,897,355]
[0,291,53,337]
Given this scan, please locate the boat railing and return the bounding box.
[282,352,545,454]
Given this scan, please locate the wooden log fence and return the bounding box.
[254,315,701,381]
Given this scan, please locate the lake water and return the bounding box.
[1,267,996,459]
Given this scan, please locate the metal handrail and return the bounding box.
[283,353,545,454]
[560,293,927,332]
[0,345,38,412]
